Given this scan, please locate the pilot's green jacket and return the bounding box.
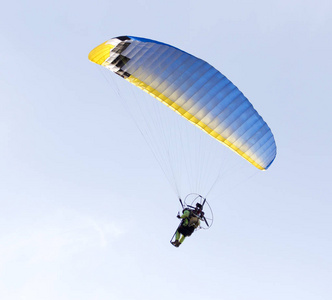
[175,209,200,244]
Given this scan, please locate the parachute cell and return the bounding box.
[89,36,276,170]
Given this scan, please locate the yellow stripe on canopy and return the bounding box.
[126,75,265,170]
[88,42,114,66]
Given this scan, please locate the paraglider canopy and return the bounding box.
[88,36,276,172]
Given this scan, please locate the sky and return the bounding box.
[1,0,331,299]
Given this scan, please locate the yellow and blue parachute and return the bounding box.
[89,36,276,170]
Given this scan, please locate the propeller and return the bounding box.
[203,216,209,227]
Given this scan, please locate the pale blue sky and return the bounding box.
[1,1,331,299]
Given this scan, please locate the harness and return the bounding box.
[178,209,201,237]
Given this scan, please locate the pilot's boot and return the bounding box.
[171,240,180,247]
